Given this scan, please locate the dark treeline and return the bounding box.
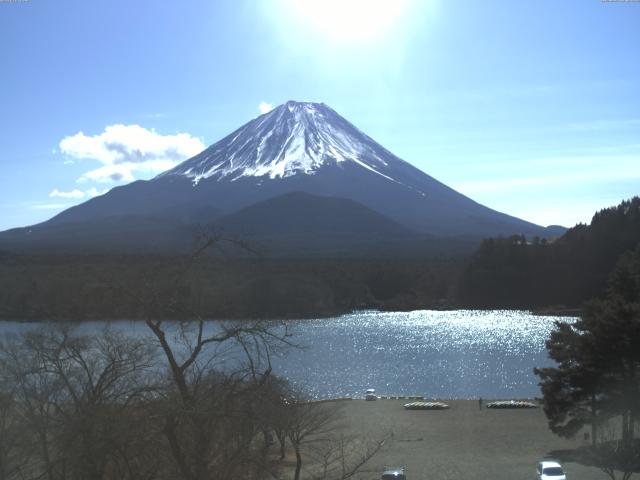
[0,253,462,320]
[2,197,638,320]
[456,197,640,309]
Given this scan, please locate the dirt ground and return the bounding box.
[332,399,606,480]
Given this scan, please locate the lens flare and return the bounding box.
[285,0,412,44]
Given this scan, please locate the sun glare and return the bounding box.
[286,0,412,44]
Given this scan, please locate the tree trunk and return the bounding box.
[591,394,597,447]
[276,431,286,460]
[622,411,630,445]
[293,445,302,480]
[38,426,56,480]
[163,415,194,480]
[0,441,6,480]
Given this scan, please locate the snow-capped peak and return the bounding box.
[160,101,403,184]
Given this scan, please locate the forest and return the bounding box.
[457,196,640,309]
[0,252,460,320]
[0,197,638,320]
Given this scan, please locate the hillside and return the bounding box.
[456,197,640,309]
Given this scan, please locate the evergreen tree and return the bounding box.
[535,244,640,445]
[458,196,640,308]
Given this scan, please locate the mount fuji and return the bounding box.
[0,101,561,255]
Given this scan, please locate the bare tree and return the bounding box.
[273,395,390,480]
[1,328,65,480]
[130,232,298,479]
[0,234,388,480]
[284,399,343,480]
[0,377,32,480]
[0,325,159,480]
[577,418,640,480]
[141,314,296,480]
[580,440,640,480]
[309,432,388,480]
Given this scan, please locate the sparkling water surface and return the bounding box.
[0,310,573,399]
[272,310,572,399]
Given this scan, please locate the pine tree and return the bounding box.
[535,244,640,445]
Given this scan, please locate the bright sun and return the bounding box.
[286,0,412,44]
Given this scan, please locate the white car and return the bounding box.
[537,460,566,480]
[381,466,405,479]
[365,388,377,401]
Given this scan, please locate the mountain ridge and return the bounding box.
[0,101,563,254]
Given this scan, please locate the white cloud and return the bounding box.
[86,187,110,197]
[258,101,274,114]
[48,187,110,200]
[49,188,85,199]
[59,124,205,183]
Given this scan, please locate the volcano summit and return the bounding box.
[0,101,560,254]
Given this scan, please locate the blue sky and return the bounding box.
[1,0,638,231]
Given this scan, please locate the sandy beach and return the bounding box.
[325,399,604,480]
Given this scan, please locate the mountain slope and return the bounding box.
[218,191,416,237]
[0,101,559,254]
[216,191,432,256]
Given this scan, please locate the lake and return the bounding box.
[0,310,572,399]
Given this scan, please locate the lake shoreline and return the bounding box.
[0,306,582,323]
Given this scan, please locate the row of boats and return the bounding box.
[365,389,538,409]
